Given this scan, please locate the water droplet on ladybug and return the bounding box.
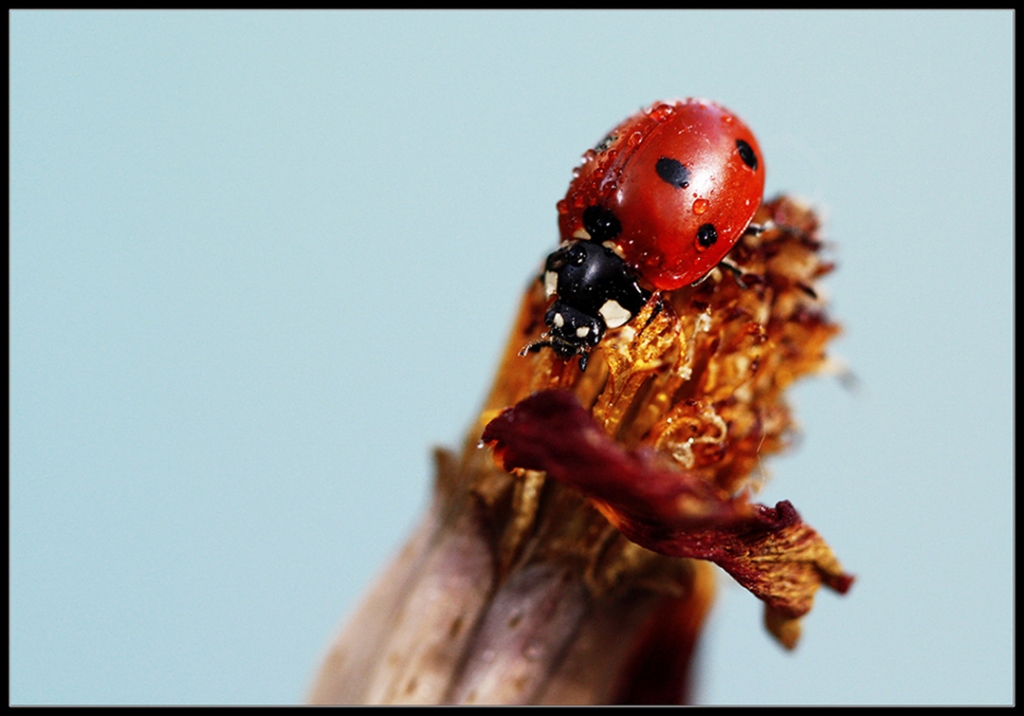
[692,198,709,215]
[649,103,674,121]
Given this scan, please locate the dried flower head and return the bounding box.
[310,102,852,704]
[480,196,852,652]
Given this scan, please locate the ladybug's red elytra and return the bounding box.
[557,99,765,291]
[526,99,765,371]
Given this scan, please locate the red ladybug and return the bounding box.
[557,99,765,291]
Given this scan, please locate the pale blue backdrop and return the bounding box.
[10,10,1013,705]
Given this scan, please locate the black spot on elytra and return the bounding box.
[582,205,622,242]
[655,157,690,189]
[697,223,718,248]
[736,139,758,170]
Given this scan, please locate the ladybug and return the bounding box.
[558,98,764,291]
[527,99,765,370]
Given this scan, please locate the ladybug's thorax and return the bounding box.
[529,240,651,370]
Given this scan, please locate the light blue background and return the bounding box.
[10,10,1013,705]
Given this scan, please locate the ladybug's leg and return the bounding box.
[519,339,552,357]
[519,338,592,373]
[796,282,818,299]
[640,292,666,327]
[577,352,590,373]
[718,259,750,289]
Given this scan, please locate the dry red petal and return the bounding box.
[482,389,853,624]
